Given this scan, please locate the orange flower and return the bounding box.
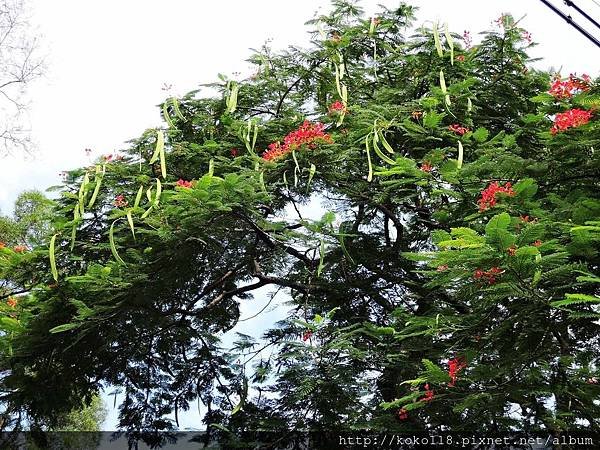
[6,297,17,308]
[532,240,542,247]
[13,245,27,253]
[411,110,423,119]
[420,162,433,172]
[176,179,193,189]
[0,241,5,249]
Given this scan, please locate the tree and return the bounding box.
[0,1,598,447]
[0,0,43,155]
[0,190,53,247]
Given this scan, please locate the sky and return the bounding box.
[1,0,599,430]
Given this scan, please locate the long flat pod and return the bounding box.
[87,164,105,208]
[365,133,374,182]
[150,130,164,164]
[126,211,135,239]
[49,234,59,282]
[432,22,444,57]
[444,23,454,65]
[109,220,126,265]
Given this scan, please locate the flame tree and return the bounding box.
[0,1,599,445]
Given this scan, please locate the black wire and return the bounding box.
[539,0,600,49]
[564,0,600,31]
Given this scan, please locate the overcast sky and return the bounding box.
[2,0,600,430]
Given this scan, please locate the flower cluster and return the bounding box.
[420,162,433,172]
[473,266,504,284]
[6,297,17,308]
[548,74,591,99]
[328,101,347,115]
[448,124,470,135]
[114,195,128,208]
[550,108,593,135]
[463,30,472,49]
[398,408,408,420]
[176,179,193,189]
[494,14,509,29]
[421,383,435,402]
[263,121,332,161]
[448,357,467,387]
[477,181,515,211]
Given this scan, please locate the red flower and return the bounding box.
[421,383,435,402]
[420,162,433,172]
[478,181,515,211]
[176,179,193,189]
[507,245,517,256]
[549,74,591,99]
[455,54,465,62]
[474,267,504,284]
[13,245,27,253]
[398,408,408,420]
[230,148,239,157]
[448,356,467,387]
[328,101,347,115]
[520,215,530,223]
[262,141,288,162]
[302,330,313,342]
[6,297,17,308]
[448,124,470,135]
[550,108,593,135]
[532,240,542,247]
[263,121,333,161]
[113,195,128,208]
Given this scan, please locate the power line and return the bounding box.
[563,0,600,31]
[539,0,600,49]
